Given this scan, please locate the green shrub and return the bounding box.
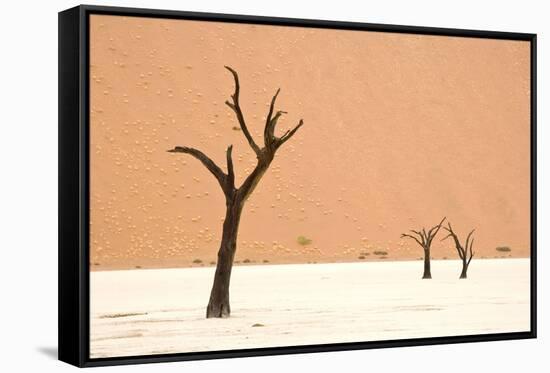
[192,258,202,264]
[297,235,312,245]
[373,250,388,256]
[496,246,511,252]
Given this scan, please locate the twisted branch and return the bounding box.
[276,119,304,149]
[167,146,234,196]
[169,66,304,202]
[226,145,235,190]
[401,217,446,251]
[224,66,261,156]
[442,223,475,263]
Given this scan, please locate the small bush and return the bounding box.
[263,259,269,263]
[243,258,251,263]
[496,246,511,252]
[209,261,216,265]
[232,126,241,131]
[297,235,312,245]
[358,255,366,260]
[252,323,265,327]
[373,250,388,256]
[192,258,202,264]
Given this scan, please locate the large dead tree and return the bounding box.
[401,217,446,279]
[168,66,304,318]
[442,223,475,279]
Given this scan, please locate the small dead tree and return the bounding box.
[168,66,304,318]
[401,217,446,279]
[442,223,475,279]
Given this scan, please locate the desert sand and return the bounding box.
[90,259,530,358]
[88,15,531,270]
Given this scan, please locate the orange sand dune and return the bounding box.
[89,15,531,270]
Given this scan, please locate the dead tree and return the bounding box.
[401,217,446,279]
[442,223,475,279]
[168,66,304,318]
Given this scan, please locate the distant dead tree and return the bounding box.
[168,66,304,318]
[442,223,475,279]
[401,217,446,279]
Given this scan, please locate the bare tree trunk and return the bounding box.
[206,196,243,318]
[422,249,432,279]
[459,259,468,279]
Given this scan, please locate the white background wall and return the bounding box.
[0,0,546,371]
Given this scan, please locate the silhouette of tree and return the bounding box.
[442,223,475,279]
[168,66,304,317]
[401,217,446,279]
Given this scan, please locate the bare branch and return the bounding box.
[401,233,424,248]
[276,119,304,149]
[168,146,230,195]
[403,217,446,253]
[224,66,261,156]
[411,229,426,246]
[427,217,446,237]
[266,89,280,124]
[264,89,281,146]
[442,223,465,259]
[467,238,475,266]
[268,110,287,139]
[237,159,270,203]
[226,145,235,190]
[427,217,446,246]
[465,229,475,254]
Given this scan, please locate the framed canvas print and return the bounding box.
[58,5,537,367]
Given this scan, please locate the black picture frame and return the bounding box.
[58,4,537,368]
